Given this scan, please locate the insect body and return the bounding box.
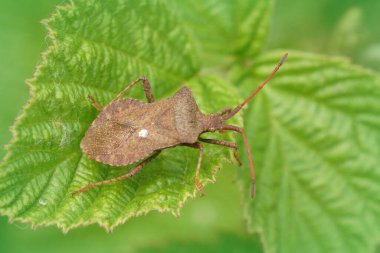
[72,53,288,198]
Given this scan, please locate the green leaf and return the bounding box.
[0,0,243,231]
[0,168,246,253]
[168,0,273,66]
[237,50,380,253]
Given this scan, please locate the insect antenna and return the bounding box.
[223,53,288,121]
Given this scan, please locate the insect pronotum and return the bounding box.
[72,53,288,199]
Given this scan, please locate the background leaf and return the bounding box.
[168,0,272,66]
[236,50,380,253]
[267,0,380,71]
[0,0,243,231]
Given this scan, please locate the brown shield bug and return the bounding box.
[72,53,288,198]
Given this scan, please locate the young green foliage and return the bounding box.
[168,0,272,66]
[236,50,380,253]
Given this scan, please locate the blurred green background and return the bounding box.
[0,0,379,252]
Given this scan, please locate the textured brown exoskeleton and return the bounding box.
[72,53,288,198]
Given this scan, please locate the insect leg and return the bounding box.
[72,151,161,196]
[113,76,155,103]
[198,138,242,166]
[214,125,255,199]
[181,142,204,196]
[87,95,103,111]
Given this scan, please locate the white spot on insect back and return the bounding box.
[138,129,149,138]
